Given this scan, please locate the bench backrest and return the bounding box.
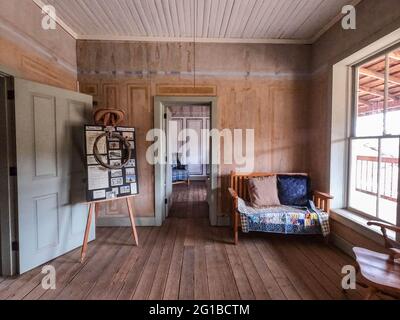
[230,171,308,202]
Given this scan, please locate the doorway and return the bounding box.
[165,104,211,219]
[154,96,219,227]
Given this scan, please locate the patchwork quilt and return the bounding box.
[237,197,330,237]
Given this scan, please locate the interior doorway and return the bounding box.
[154,96,219,227]
[165,104,211,219]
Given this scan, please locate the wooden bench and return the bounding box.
[228,171,334,245]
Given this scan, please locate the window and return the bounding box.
[349,47,400,224]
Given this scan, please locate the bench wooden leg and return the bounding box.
[233,212,239,245]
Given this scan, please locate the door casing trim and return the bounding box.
[154,96,219,226]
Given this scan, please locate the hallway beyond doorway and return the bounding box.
[169,181,208,219]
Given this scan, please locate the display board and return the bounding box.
[84,125,139,202]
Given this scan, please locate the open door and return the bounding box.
[14,78,94,274]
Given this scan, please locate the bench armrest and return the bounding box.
[228,187,239,211]
[313,191,334,213]
[228,187,238,200]
[313,191,334,200]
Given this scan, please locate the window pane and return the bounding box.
[356,55,386,137]
[378,138,399,224]
[386,48,400,135]
[349,139,379,217]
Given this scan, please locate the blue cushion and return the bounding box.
[277,175,310,206]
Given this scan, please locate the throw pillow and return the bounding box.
[247,175,281,208]
[277,175,310,206]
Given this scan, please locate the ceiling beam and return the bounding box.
[358,98,372,106]
[359,86,398,101]
[389,52,400,61]
[359,67,400,86]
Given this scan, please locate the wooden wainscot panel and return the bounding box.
[126,84,155,217]
[156,84,217,96]
[269,86,308,172]
[97,83,154,219]
[127,85,150,115]
[97,197,127,218]
[106,200,124,216]
[330,220,386,253]
[102,83,120,109]
[80,83,99,96]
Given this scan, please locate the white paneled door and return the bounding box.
[186,118,204,175]
[14,78,94,274]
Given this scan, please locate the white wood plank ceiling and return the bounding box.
[33,0,362,44]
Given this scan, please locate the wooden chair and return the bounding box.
[353,221,400,299]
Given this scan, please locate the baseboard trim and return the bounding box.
[189,176,208,181]
[96,217,158,227]
[330,233,355,258]
[97,215,230,227]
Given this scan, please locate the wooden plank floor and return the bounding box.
[0,181,369,300]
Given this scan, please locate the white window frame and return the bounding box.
[348,50,400,222]
[330,28,400,242]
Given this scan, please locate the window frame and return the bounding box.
[347,45,400,224]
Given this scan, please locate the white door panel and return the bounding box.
[15,78,94,274]
[186,118,203,175]
[205,119,210,176]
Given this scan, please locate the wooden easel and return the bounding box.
[80,196,139,263]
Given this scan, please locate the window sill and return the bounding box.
[330,209,395,244]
